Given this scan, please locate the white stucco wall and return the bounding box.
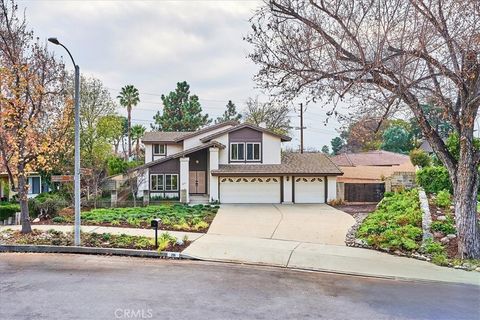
[183,124,235,150]
[283,176,293,203]
[166,144,183,156]
[215,134,230,165]
[327,176,337,202]
[144,143,152,164]
[262,133,281,164]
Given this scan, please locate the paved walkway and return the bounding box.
[0,225,204,241]
[208,204,355,245]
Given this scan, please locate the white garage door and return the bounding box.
[220,177,281,203]
[295,177,325,203]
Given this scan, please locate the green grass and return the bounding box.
[74,204,219,232]
[356,189,423,251]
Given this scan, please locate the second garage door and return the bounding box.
[219,177,281,203]
[294,177,325,203]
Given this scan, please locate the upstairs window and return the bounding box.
[230,143,245,161]
[246,143,261,161]
[153,144,166,156]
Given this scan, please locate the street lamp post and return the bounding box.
[48,37,81,246]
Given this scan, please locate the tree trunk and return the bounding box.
[127,106,132,159]
[136,139,140,160]
[453,157,480,259]
[17,172,32,233]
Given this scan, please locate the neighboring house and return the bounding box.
[136,121,342,204]
[331,150,416,203]
[0,172,48,200]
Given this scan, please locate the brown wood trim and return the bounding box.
[292,175,295,203]
[280,176,284,203]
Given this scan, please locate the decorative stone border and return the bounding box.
[418,188,433,242]
[0,244,189,259]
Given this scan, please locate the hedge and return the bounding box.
[416,166,452,194]
[0,203,20,221]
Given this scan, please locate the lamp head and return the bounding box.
[48,37,60,45]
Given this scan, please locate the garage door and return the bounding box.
[219,177,281,203]
[295,177,325,203]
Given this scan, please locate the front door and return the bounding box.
[189,171,206,194]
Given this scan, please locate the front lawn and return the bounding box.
[41,204,219,232]
[0,229,189,252]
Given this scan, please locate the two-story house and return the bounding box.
[136,121,342,204]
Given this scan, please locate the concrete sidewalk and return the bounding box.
[0,225,204,241]
[182,234,480,285]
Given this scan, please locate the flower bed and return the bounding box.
[0,229,189,252]
[34,204,219,233]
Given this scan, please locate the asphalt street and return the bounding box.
[0,253,478,320]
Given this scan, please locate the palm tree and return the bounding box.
[117,85,140,158]
[131,124,146,160]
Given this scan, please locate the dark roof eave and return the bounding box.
[211,172,343,177]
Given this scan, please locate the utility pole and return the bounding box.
[300,103,304,153]
[294,103,307,153]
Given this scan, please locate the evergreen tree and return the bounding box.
[321,145,330,155]
[152,81,211,131]
[330,137,345,155]
[215,100,242,124]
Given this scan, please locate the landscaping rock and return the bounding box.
[433,231,444,238]
[462,263,474,271]
[33,218,40,223]
[440,236,450,244]
[436,215,447,221]
[354,239,367,246]
[393,250,406,256]
[446,234,456,239]
[411,253,429,261]
[175,239,184,246]
[475,267,480,272]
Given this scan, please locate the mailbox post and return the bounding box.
[151,219,162,249]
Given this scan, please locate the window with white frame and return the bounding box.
[153,144,166,155]
[246,143,261,161]
[230,143,245,161]
[165,174,178,191]
[150,174,164,191]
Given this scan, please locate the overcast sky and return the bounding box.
[20,0,342,150]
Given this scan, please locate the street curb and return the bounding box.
[0,244,189,259]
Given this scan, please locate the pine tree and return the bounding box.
[215,100,242,124]
[152,81,211,131]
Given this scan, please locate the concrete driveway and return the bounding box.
[207,204,355,245]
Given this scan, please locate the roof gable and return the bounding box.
[201,123,291,143]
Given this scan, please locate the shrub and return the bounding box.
[416,166,452,194]
[409,149,431,168]
[357,189,423,252]
[431,215,456,235]
[0,203,20,221]
[421,239,445,255]
[52,216,66,223]
[431,253,449,266]
[435,190,452,208]
[157,232,176,251]
[29,192,68,218]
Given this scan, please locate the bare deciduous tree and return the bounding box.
[247,0,480,258]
